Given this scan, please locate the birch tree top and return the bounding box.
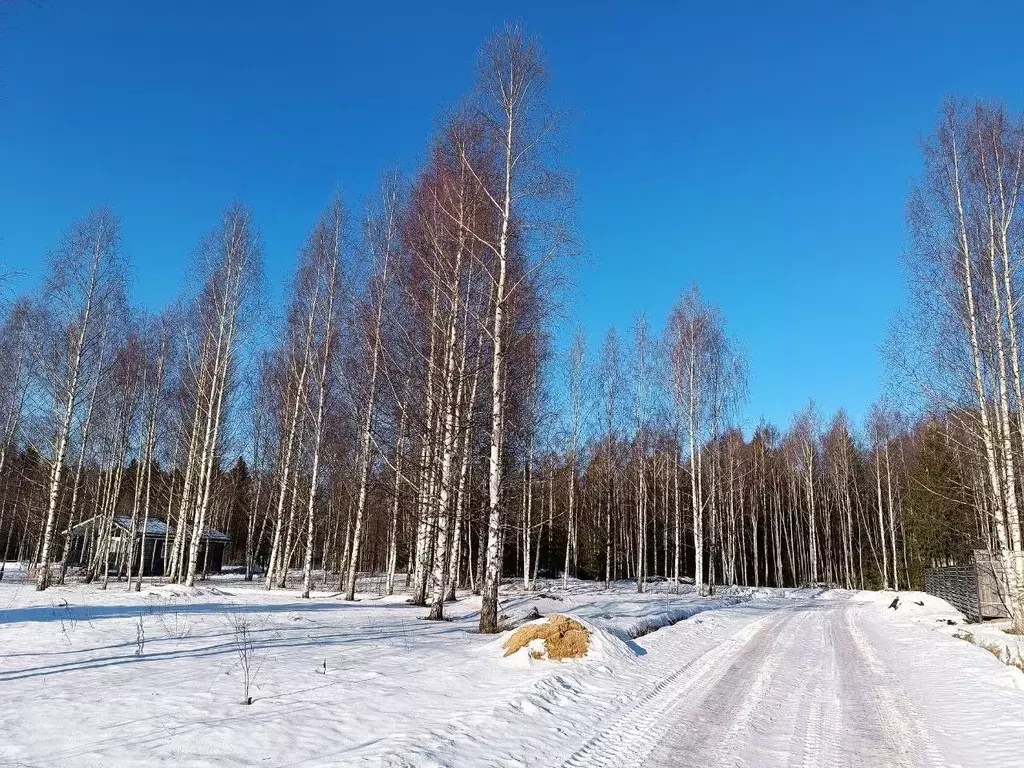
[1,0,1021,427]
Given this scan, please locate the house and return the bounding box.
[66,515,230,576]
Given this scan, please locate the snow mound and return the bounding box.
[719,585,824,600]
[720,585,773,599]
[145,584,231,599]
[618,597,745,638]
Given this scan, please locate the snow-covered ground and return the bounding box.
[2,565,1024,767]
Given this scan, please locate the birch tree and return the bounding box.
[345,180,399,602]
[906,100,1024,628]
[461,26,567,634]
[300,200,345,599]
[179,205,260,588]
[35,210,125,590]
[563,328,586,588]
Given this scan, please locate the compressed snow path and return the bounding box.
[557,591,1024,767]
[3,570,1024,767]
[562,597,949,767]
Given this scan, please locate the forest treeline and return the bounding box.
[0,27,1020,632]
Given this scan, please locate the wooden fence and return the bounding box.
[924,550,1010,622]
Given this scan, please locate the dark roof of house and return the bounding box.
[67,515,229,542]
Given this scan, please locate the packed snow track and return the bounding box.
[561,596,983,768]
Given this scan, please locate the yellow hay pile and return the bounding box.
[503,614,591,661]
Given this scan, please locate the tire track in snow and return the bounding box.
[566,598,950,768]
[826,603,893,767]
[558,609,792,768]
[813,605,846,766]
[843,605,946,767]
[793,605,844,768]
[718,604,836,768]
[643,609,794,764]
[783,608,826,767]
[712,605,802,759]
[682,605,805,765]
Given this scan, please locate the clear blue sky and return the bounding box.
[0,1,1019,432]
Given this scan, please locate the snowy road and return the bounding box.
[561,596,1022,768]
[641,599,941,767]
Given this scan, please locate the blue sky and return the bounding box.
[0,1,1020,432]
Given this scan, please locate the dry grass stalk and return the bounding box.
[503,614,591,661]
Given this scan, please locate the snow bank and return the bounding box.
[144,583,232,598]
[862,589,1024,681]
[616,597,745,639]
[718,584,825,600]
[493,580,832,646]
[594,585,822,639]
